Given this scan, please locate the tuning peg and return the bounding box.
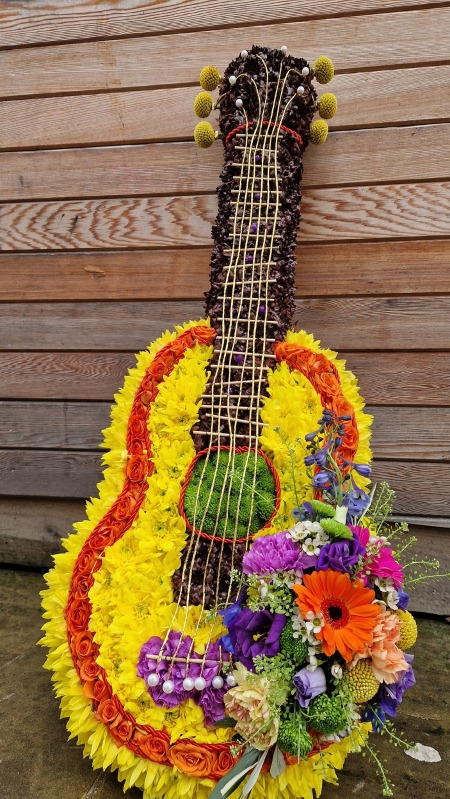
[310,119,329,145]
[194,91,214,118]
[318,92,337,119]
[194,121,217,148]
[199,66,221,91]
[313,56,334,84]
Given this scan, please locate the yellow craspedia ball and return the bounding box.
[396,609,418,650]
[194,121,216,148]
[314,56,334,84]
[309,119,328,145]
[194,91,214,118]
[343,659,380,704]
[199,66,221,91]
[319,92,337,120]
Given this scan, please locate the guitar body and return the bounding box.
[41,46,374,799]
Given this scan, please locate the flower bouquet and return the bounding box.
[202,410,436,798]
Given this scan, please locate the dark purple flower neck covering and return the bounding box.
[316,531,366,574]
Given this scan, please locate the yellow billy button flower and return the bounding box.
[318,92,337,120]
[343,659,381,703]
[395,609,418,650]
[199,65,221,91]
[194,91,214,118]
[314,56,334,84]
[194,121,216,148]
[310,119,328,145]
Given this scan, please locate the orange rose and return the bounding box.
[113,494,137,521]
[80,656,101,682]
[108,716,133,746]
[314,371,340,399]
[169,741,215,778]
[95,698,119,725]
[66,599,90,634]
[190,326,215,345]
[83,677,110,703]
[73,631,94,659]
[209,748,235,779]
[126,454,148,483]
[342,424,359,451]
[129,416,147,439]
[151,361,167,381]
[133,730,170,763]
[72,574,91,600]
[332,396,354,418]
[74,549,97,575]
[129,438,145,455]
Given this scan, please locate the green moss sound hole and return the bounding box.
[183,450,277,539]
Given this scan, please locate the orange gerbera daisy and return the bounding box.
[294,570,381,662]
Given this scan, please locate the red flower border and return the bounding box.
[64,330,359,779]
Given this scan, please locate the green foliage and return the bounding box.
[307,693,348,734]
[278,716,313,757]
[183,450,276,538]
[310,499,335,518]
[320,518,353,541]
[279,619,309,666]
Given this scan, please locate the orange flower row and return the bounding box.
[274,342,359,464]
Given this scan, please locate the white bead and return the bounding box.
[212,675,224,689]
[147,673,159,687]
[226,674,237,687]
[183,677,195,691]
[302,66,310,76]
[194,676,206,691]
[162,679,174,694]
[241,50,248,58]
[297,86,305,95]
[280,45,288,55]
[229,75,237,86]
[235,99,243,108]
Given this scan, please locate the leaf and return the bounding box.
[270,745,287,779]
[213,716,237,728]
[242,750,268,795]
[208,747,260,799]
[405,743,441,763]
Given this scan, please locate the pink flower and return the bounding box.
[370,546,404,589]
[367,611,409,684]
[350,525,370,547]
[223,663,283,750]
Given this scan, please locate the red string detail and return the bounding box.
[225,119,303,148]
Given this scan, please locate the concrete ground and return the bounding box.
[0,568,449,799]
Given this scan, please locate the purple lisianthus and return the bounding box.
[138,632,202,708]
[377,654,415,717]
[361,702,386,732]
[397,589,410,610]
[316,531,366,574]
[293,666,327,708]
[230,607,286,670]
[242,532,310,576]
[219,595,244,654]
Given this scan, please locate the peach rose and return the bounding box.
[169,742,215,778]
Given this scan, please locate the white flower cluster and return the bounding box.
[287,520,329,557]
[374,576,399,610]
[291,606,323,671]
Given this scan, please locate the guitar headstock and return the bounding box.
[193,45,336,151]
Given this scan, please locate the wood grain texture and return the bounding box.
[1,448,446,513]
[1,2,447,50]
[0,449,102,498]
[371,461,450,517]
[3,64,450,149]
[0,401,110,449]
[3,298,450,351]
[0,352,137,400]
[1,124,450,201]
[342,352,450,407]
[2,182,450,251]
[2,240,450,301]
[0,497,85,568]
[2,401,450,461]
[2,351,450,406]
[403,526,450,614]
[295,296,450,351]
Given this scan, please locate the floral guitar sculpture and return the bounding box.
[41,46,438,799]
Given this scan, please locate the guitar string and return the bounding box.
[161,75,267,674]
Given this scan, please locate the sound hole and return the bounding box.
[183,449,276,540]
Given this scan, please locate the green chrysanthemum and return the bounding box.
[279,619,309,666]
[278,717,313,757]
[308,694,348,734]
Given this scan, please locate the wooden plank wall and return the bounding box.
[0,0,449,612]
